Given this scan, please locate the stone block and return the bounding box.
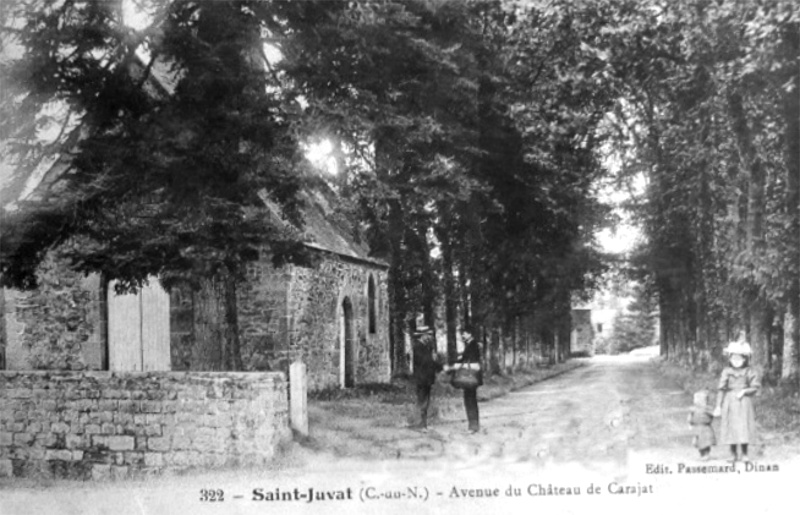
[85,424,101,435]
[0,432,13,446]
[98,400,117,411]
[51,422,70,434]
[114,412,134,425]
[28,447,46,460]
[289,361,308,437]
[117,400,136,413]
[8,389,32,399]
[45,449,73,461]
[13,433,33,445]
[142,401,162,414]
[147,437,171,452]
[65,434,82,449]
[8,422,28,433]
[107,436,135,451]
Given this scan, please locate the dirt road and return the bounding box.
[2,353,798,515]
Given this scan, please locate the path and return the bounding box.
[2,353,798,515]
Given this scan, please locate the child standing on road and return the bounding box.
[713,340,760,463]
[687,389,715,460]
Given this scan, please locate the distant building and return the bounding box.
[570,308,594,356]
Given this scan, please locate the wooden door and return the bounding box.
[107,279,170,371]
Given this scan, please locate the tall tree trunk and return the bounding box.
[512,316,518,368]
[439,219,458,363]
[222,271,243,371]
[728,89,769,368]
[459,261,471,332]
[489,327,501,375]
[525,317,531,366]
[376,128,409,375]
[388,199,409,374]
[782,21,800,381]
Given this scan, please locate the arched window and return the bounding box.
[342,297,355,388]
[368,275,376,334]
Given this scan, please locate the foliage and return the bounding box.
[0,0,310,292]
[599,0,800,374]
[0,0,690,372]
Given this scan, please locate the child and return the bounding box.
[688,389,715,460]
[713,340,760,463]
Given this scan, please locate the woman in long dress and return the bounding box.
[713,340,760,463]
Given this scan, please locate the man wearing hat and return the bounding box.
[410,325,442,431]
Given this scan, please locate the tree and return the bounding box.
[0,0,310,369]
[602,0,800,378]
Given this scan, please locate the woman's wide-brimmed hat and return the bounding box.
[723,340,752,356]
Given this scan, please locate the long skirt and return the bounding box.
[719,393,757,445]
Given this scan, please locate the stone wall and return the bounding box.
[0,370,290,479]
[231,255,390,390]
[1,254,105,371]
[179,254,391,391]
[2,249,391,392]
[0,288,5,370]
[282,257,390,391]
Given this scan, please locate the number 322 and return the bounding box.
[200,489,224,502]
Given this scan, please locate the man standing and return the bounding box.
[459,332,483,433]
[411,326,441,432]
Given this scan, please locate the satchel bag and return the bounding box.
[450,363,480,389]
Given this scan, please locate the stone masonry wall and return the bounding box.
[2,253,105,371]
[0,371,290,480]
[236,255,390,391]
[0,288,6,370]
[286,258,390,391]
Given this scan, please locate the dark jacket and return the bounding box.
[413,339,442,386]
[458,339,483,387]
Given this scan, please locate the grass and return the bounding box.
[653,357,800,444]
